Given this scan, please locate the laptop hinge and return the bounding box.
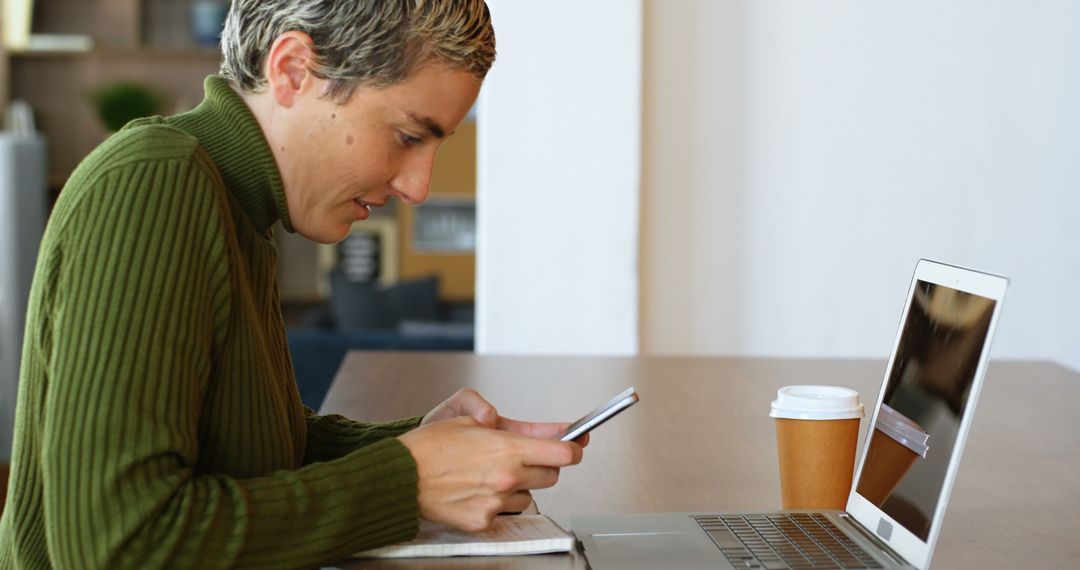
[838,514,909,567]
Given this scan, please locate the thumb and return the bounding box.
[457,390,499,428]
[471,402,498,428]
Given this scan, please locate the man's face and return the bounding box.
[271,64,481,243]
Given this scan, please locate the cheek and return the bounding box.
[344,139,398,185]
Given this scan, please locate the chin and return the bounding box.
[298,224,351,245]
[330,223,355,244]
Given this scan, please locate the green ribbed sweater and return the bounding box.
[0,76,422,569]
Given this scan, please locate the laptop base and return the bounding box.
[573,511,914,570]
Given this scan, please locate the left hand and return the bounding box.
[421,389,589,446]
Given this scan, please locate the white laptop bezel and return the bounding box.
[845,259,1007,569]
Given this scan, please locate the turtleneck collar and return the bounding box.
[168,75,293,235]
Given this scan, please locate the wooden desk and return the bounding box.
[320,353,1080,569]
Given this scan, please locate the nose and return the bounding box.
[388,150,436,205]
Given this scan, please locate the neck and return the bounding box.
[166,76,292,234]
[240,89,299,232]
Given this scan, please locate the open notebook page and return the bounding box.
[352,515,575,559]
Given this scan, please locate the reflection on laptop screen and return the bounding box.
[855,280,996,541]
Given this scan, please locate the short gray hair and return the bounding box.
[220,0,496,101]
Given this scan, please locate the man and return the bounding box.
[0,1,585,567]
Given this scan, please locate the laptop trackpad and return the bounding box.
[586,532,720,568]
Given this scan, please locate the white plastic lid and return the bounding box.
[769,385,865,420]
[874,404,930,457]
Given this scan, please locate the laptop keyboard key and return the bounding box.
[695,513,886,570]
[708,529,744,549]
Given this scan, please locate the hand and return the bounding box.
[399,416,584,532]
[422,389,590,446]
[422,388,498,428]
[496,417,590,448]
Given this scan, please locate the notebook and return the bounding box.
[352,514,575,559]
[572,259,1008,569]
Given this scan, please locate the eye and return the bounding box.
[397,131,423,147]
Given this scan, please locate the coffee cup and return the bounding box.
[771,385,864,510]
[855,403,929,507]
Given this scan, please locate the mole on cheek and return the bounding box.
[346,135,355,145]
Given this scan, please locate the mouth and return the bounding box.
[353,198,376,220]
[355,198,389,208]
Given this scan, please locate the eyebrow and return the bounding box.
[406,112,448,139]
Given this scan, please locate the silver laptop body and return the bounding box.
[573,260,1008,570]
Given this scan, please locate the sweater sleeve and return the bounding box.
[304,408,423,464]
[41,156,418,569]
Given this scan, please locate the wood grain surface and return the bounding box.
[321,353,1080,569]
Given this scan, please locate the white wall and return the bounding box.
[642,0,1080,370]
[476,0,642,355]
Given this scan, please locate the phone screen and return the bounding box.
[559,387,638,442]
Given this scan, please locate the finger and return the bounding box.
[514,466,561,491]
[458,389,498,428]
[425,389,499,427]
[496,417,571,439]
[502,491,534,514]
[514,437,583,468]
[573,432,590,447]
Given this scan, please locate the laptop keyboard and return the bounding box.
[692,513,885,569]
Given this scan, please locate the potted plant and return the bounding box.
[91,82,162,132]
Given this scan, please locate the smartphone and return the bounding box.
[559,387,639,442]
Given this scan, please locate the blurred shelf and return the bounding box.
[9,46,221,61]
[1,0,228,216]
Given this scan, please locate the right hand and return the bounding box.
[398,416,584,532]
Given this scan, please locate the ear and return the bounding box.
[264,31,319,108]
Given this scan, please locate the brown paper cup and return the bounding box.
[770,385,864,510]
[775,417,861,510]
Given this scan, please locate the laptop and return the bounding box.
[572,259,1008,569]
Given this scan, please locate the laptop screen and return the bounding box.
[854,279,996,541]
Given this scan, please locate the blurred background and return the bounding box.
[475,0,1080,373]
[0,0,479,430]
[2,0,1078,471]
